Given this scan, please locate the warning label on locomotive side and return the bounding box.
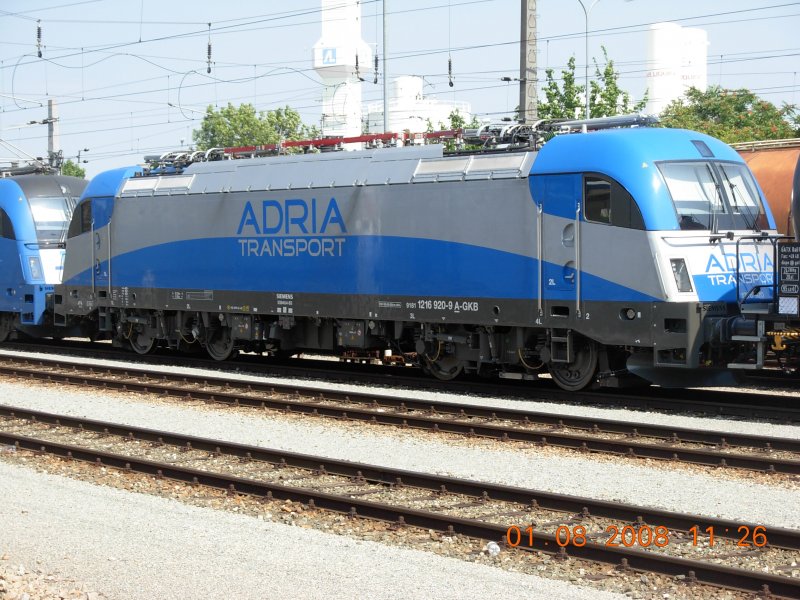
[777,242,800,316]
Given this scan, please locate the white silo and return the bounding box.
[312,0,371,144]
[366,75,472,134]
[680,27,708,95]
[645,23,682,116]
[644,23,708,115]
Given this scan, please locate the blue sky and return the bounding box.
[0,0,796,177]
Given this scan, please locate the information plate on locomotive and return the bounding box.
[777,242,800,316]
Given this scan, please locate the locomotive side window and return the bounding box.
[585,178,612,224]
[0,209,16,240]
[584,176,644,229]
[66,199,92,239]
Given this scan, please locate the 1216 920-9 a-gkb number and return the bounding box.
[415,299,480,312]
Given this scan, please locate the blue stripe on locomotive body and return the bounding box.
[67,235,660,304]
[77,237,534,297]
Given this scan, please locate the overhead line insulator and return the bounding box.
[448,57,453,88]
[206,23,212,74]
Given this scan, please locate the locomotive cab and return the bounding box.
[0,175,86,341]
[530,127,780,387]
[636,155,779,383]
[55,166,142,339]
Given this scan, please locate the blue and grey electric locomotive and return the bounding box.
[0,174,86,341]
[54,123,780,390]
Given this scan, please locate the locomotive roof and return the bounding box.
[532,127,742,176]
[532,127,756,231]
[0,174,86,201]
[107,127,749,219]
[118,144,538,197]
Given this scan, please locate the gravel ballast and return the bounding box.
[0,460,626,600]
[2,348,798,440]
[0,379,797,530]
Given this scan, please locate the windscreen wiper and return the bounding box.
[727,180,760,232]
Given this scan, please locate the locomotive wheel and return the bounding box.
[423,355,464,381]
[206,327,235,361]
[128,330,157,355]
[548,338,599,391]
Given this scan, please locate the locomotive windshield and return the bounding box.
[28,195,76,246]
[658,161,768,231]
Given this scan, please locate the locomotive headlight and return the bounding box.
[28,256,43,281]
[670,258,693,293]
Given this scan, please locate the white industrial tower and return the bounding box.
[312,0,371,142]
[644,23,708,115]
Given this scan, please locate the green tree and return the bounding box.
[537,50,646,120]
[61,159,85,178]
[426,109,482,151]
[448,109,482,151]
[660,86,797,143]
[589,47,647,118]
[192,103,319,150]
[445,108,480,131]
[537,56,584,120]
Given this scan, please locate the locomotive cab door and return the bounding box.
[90,196,115,297]
[531,174,582,319]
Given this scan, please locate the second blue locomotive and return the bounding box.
[0,174,86,341]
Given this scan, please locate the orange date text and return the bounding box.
[505,524,769,549]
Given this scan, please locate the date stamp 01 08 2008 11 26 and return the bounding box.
[504,524,770,550]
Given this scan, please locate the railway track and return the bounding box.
[0,405,797,598]
[1,341,798,423]
[2,355,800,476]
[745,368,800,388]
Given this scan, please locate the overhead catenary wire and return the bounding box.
[11,73,797,150]
[0,1,102,22]
[0,0,497,72]
[2,1,797,174]
[2,4,797,80]
[7,39,797,121]
[10,0,787,79]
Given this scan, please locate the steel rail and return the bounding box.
[1,344,798,422]
[1,404,799,550]
[0,415,798,598]
[2,357,800,475]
